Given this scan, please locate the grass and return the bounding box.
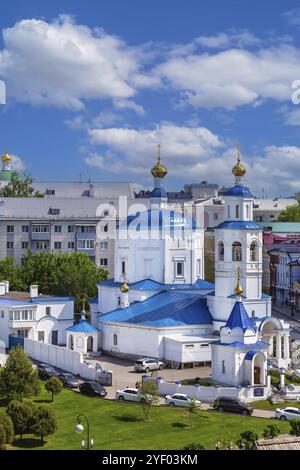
[1,388,292,450]
[249,400,300,411]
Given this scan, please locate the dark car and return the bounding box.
[37,363,60,380]
[58,372,79,389]
[213,397,253,416]
[79,381,107,398]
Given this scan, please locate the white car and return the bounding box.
[275,407,300,421]
[115,388,143,402]
[165,393,201,408]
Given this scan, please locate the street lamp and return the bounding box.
[75,414,93,450]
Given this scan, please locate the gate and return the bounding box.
[8,334,24,349]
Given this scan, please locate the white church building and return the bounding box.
[90,146,291,388]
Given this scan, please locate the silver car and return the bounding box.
[165,394,201,408]
[275,407,300,421]
[134,358,164,373]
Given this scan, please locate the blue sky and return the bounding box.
[1,0,300,196]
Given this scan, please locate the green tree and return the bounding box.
[185,398,201,427]
[138,380,159,421]
[0,258,25,291]
[289,419,300,436]
[0,412,14,448]
[32,404,57,445]
[6,399,35,440]
[45,377,63,402]
[0,347,40,401]
[262,424,280,440]
[278,201,300,222]
[183,442,205,450]
[236,430,258,450]
[0,172,44,198]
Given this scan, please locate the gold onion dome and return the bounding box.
[151,144,168,178]
[2,151,11,163]
[232,144,246,177]
[234,268,244,296]
[120,273,129,293]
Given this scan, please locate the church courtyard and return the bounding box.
[0,387,291,450]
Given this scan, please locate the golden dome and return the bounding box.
[234,267,244,296]
[232,144,246,177]
[120,273,129,293]
[151,144,168,178]
[2,151,11,163]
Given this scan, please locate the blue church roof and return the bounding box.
[213,340,269,348]
[224,301,255,332]
[223,186,253,197]
[97,277,214,291]
[98,291,213,327]
[245,350,262,360]
[123,208,197,232]
[216,221,261,230]
[66,318,98,333]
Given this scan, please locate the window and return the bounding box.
[250,241,259,262]
[22,225,29,233]
[100,241,108,250]
[22,242,29,249]
[68,225,75,233]
[46,306,51,316]
[235,204,239,218]
[197,259,201,277]
[122,261,126,274]
[103,210,109,216]
[7,225,14,233]
[68,242,75,249]
[36,241,49,250]
[218,241,224,261]
[175,260,184,277]
[214,213,218,220]
[246,204,249,219]
[54,242,62,250]
[32,225,50,233]
[222,360,225,374]
[118,297,121,306]
[232,242,242,261]
[54,225,62,233]
[227,206,230,218]
[38,331,45,342]
[77,239,94,249]
[7,242,14,249]
[100,258,108,267]
[46,189,55,195]
[49,208,60,215]
[113,334,118,346]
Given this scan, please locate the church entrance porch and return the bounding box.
[244,351,266,386]
[259,318,291,369]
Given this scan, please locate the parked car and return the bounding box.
[165,393,201,408]
[37,363,60,380]
[134,358,164,373]
[115,388,144,402]
[275,407,300,421]
[212,397,253,416]
[58,372,79,389]
[79,381,107,398]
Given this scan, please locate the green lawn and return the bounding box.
[249,400,300,411]
[1,388,292,450]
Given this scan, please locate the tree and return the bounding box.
[0,172,44,198]
[45,377,63,402]
[6,399,35,440]
[0,258,25,291]
[278,201,300,222]
[236,430,258,450]
[138,379,159,421]
[290,419,300,437]
[183,442,205,450]
[262,424,280,440]
[0,412,14,448]
[32,404,57,445]
[0,347,40,401]
[185,398,201,427]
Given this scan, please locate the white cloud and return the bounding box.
[0,15,149,109]
[11,154,26,173]
[283,8,300,27]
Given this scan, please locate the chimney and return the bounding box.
[3,280,9,293]
[0,282,6,296]
[30,285,38,298]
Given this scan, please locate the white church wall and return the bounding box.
[208,296,271,324]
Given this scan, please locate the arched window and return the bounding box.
[218,241,224,261]
[113,334,118,346]
[232,241,242,261]
[246,204,249,219]
[235,204,239,218]
[250,241,259,262]
[228,205,230,218]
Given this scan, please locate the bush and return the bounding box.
[32,404,57,444]
[236,430,258,450]
[262,424,280,439]
[290,419,300,437]
[0,412,14,448]
[183,442,205,450]
[6,399,35,440]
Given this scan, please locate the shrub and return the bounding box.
[32,404,57,445]
[183,442,205,450]
[290,419,300,437]
[0,412,14,448]
[262,424,280,439]
[6,399,35,440]
[236,430,258,450]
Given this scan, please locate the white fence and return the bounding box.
[157,378,270,403]
[24,339,98,381]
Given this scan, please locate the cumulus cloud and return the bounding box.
[10,154,26,173]
[0,15,150,109]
